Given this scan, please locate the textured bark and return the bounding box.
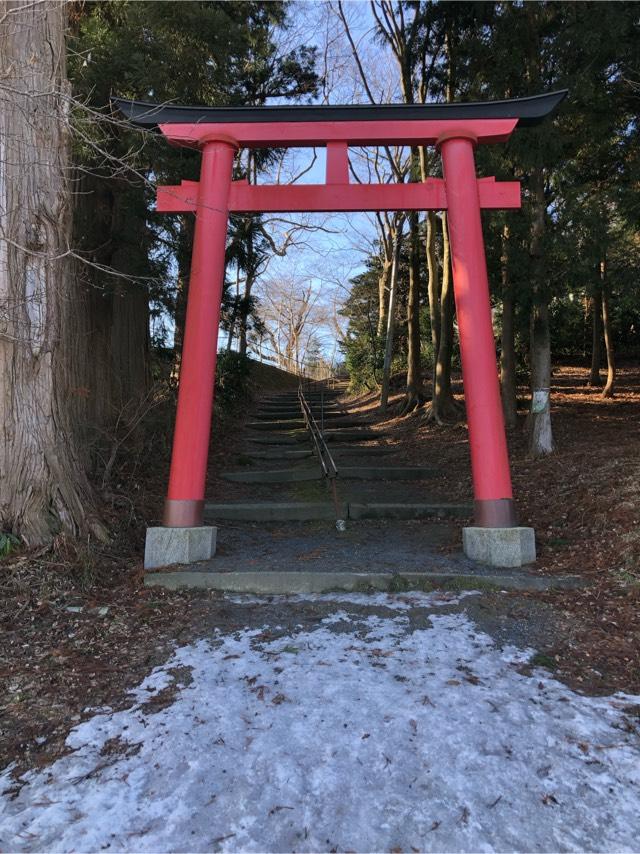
[0,0,105,544]
[500,224,518,429]
[71,169,151,427]
[528,168,554,457]
[379,232,401,414]
[423,213,460,424]
[376,255,392,338]
[425,210,441,375]
[588,289,603,386]
[525,4,553,457]
[400,208,426,414]
[601,258,615,398]
[108,191,151,408]
[173,215,194,371]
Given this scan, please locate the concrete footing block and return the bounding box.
[144,526,217,570]
[463,526,536,568]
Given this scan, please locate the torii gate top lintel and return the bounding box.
[115,91,566,540]
[113,90,566,147]
[114,91,566,216]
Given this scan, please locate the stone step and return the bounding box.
[330,446,396,456]
[244,449,315,460]
[348,502,471,520]
[255,408,345,419]
[249,418,367,431]
[338,466,434,481]
[248,420,306,431]
[146,570,584,594]
[325,430,388,443]
[203,500,467,522]
[204,502,343,522]
[222,468,322,484]
[248,430,386,446]
[259,397,343,405]
[248,433,308,445]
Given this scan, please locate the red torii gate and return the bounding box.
[115,91,566,567]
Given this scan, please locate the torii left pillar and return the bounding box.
[144,136,236,570]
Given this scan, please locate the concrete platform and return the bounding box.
[463,526,536,568]
[144,569,583,594]
[144,526,217,570]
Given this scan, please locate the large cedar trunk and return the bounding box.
[0,0,105,544]
[500,224,518,429]
[72,171,151,428]
[528,169,554,457]
[108,191,151,409]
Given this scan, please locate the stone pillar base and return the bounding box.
[144,526,217,570]
[463,526,535,568]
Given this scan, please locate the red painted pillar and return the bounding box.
[439,134,516,527]
[163,137,236,527]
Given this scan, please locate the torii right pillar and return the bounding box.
[439,132,535,567]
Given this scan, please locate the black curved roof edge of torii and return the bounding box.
[111,90,568,129]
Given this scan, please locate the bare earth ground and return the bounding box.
[1,364,639,791]
[2,591,639,853]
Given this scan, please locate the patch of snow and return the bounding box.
[1,592,639,853]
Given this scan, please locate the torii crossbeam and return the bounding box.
[115,91,566,568]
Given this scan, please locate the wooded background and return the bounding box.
[0,0,638,547]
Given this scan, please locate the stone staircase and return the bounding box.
[145,381,581,593]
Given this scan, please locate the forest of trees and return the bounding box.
[0,0,638,548]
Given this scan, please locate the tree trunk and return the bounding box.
[426,211,441,364]
[601,257,615,398]
[423,212,460,424]
[380,231,402,414]
[588,289,603,386]
[400,208,425,413]
[528,169,554,457]
[173,215,194,374]
[376,256,392,338]
[0,0,106,544]
[500,224,518,429]
[108,192,151,410]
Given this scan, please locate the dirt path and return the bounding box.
[2,591,639,853]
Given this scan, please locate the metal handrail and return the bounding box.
[298,384,345,528]
[298,387,338,479]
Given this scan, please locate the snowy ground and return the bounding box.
[1,591,639,853]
